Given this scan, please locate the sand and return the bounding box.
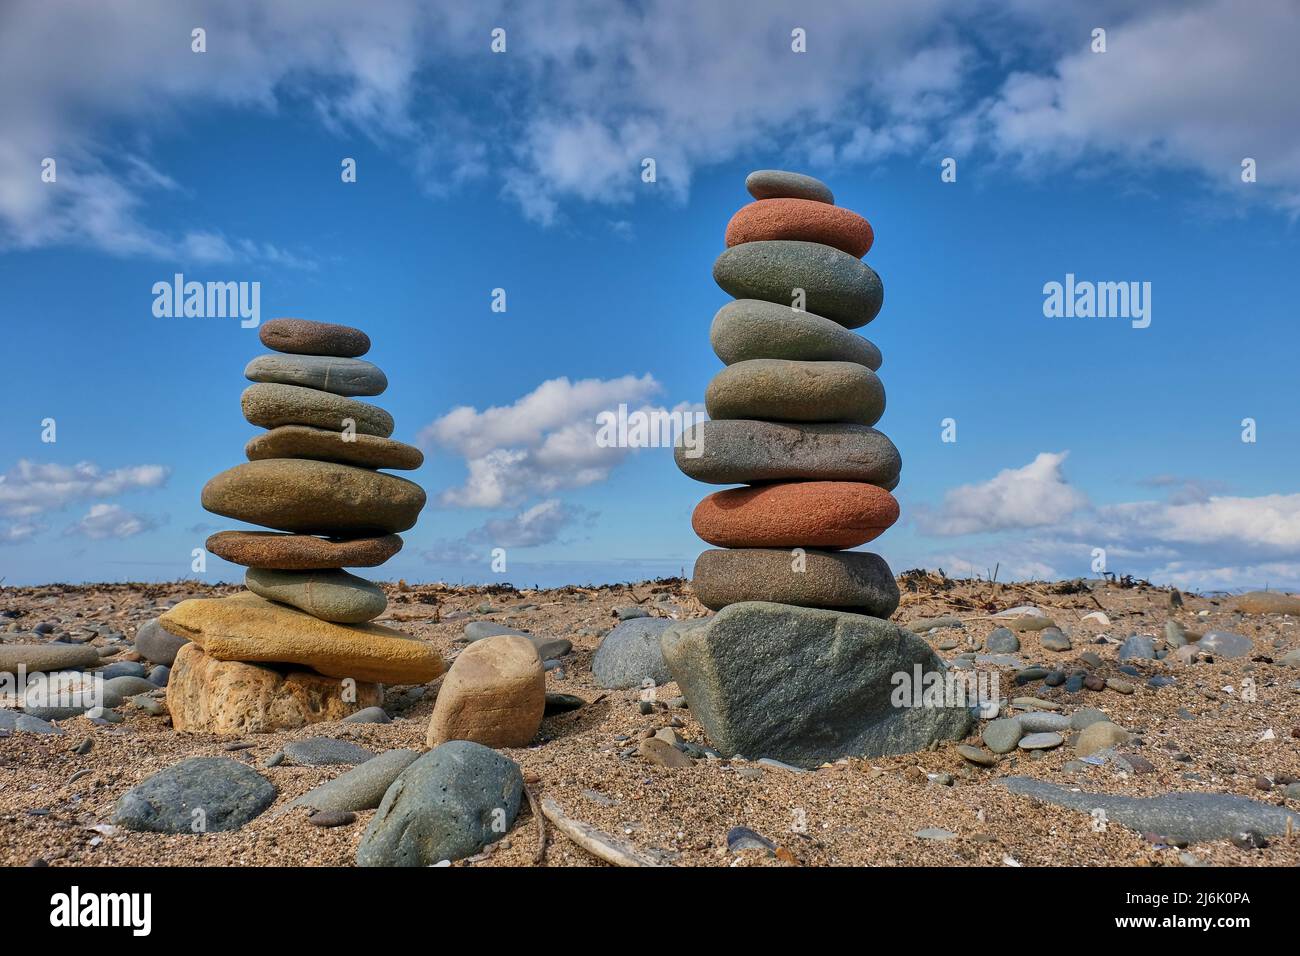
[2,575,1298,867]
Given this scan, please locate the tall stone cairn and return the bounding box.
[159,318,445,734]
[665,171,972,767]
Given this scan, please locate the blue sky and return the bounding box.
[2,0,1299,591]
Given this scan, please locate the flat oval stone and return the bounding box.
[713,240,883,329]
[245,354,387,397]
[202,459,425,534]
[711,299,881,369]
[745,169,834,204]
[245,568,388,624]
[260,318,370,357]
[675,420,900,488]
[206,530,403,569]
[692,547,899,617]
[0,643,101,675]
[692,481,898,549]
[706,359,884,425]
[245,425,422,470]
[726,199,873,258]
[242,383,393,437]
[1018,732,1063,750]
[113,757,276,833]
[160,592,445,685]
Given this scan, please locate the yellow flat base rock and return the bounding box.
[160,591,445,685]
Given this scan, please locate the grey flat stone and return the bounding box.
[290,749,419,813]
[283,737,375,766]
[999,777,1300,843]
[113,757,276,833]
[244,353,387,397]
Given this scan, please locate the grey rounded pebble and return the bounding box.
[341,706,390,725]
[1040,627,1072,651]
[592,617,673,689]
[1018,711,1071,733]
[714,240,883,329]
[745,169,834,204]
[711,299,881,369]
[356,741,523,867]
[292,749,419,813]
[113,757,276,833]
[283,736,376,766]
[245,568,387,624]
[706,358,884,426]
[97,661,148,680]
[241,382,394,438]
[1019,732,1064,750]
[245,353,387,397]
[982,716,1023,754]
[675,419,900,489]
[134,618,189,665]
[986,628,1020,653]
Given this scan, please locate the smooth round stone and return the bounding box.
[206,530,403,569]
[692,548,899,617]
[711,299,881,369]
[245,568,388,624]
[283,736,376,766]
[134,618,189,665]
[692,481,898,549]
[1018,711,1070,733]
[706,359,884,426]
[245,354,387,397]
[1075,720,1131,756]
[1018,732,1063,750]
[426,635,545,749]
[241,383,394,438]
[726,199,873,258]
[245,425,422,470]
[112,757,276,833]
[202,459,425,535]
[982,717,1023,754]
[1040,627,1072,651]
[675,420,900,489]
[713,240,883,329]
[745,169,834,204]
[957,744,996,767]
[986,627,1020,653]
[260,318,370,357]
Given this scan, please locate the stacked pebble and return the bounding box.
[159,319,444,733]
[205,317,423,622]
[677,170,901,618]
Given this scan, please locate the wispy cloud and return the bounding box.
[65,503,163,540]
[0,460,169,518]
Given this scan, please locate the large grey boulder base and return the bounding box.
[662,602,974,769]
[355,740,523,867]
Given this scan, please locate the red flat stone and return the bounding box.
[725,199,874,258]
[692,481,899,550]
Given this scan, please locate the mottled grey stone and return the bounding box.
[245,353,387,396]
[356,741,523,866]
[592,617,673,689]
[711,299,881,369]
[661,602,973,769]
[999,777,1300,843]
[113,757,276,833]
[713,240,884,329]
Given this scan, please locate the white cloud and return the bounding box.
[424,499,594,563]
[65,503,160,540]
[917,451,1088,535]
[0,521,44,546]
[981,0,1300,211]
[0,460,169,518]
[3,1,1297,257]
[421,375,667,508]
[914,453,1300,590]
